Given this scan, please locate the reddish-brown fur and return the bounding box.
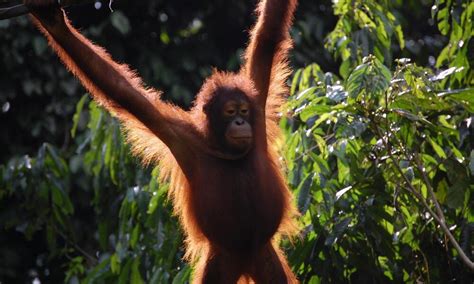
[26,0,299,282]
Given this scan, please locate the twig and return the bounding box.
[54,225,98,265]
[372,124,474,271]
[413,154,446,222]
[413,154,474,270]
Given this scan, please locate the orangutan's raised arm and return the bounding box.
[25,1,196,172]
[243,0,297,108]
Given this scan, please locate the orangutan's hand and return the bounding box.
[24,0,65,29]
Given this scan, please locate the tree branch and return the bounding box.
[372,124,474,271]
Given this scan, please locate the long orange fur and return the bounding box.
[28,0,299,282]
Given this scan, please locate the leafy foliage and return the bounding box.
[284,0,473,281]
[1,0,473,283]
[285,57,473,283]
[325,0,404,77]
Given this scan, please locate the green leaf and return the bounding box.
[313,134,328,158]
[393,109,421,121]
[51,187,64,207]
[428,138,447,159]
[291,69,303,95]
[131,258,144,284]
[394,24,405,49]
[71,95,88,138]
[444,159,469,209]
[445,88,474,112]
[118,259,132,284]
[355,10,376,28]
[308,276,321,284]
[110,12,131,35]
[325,217,352,246]
[82,258,110,284]
[46,144,68,176]
[147,192,160,214]
[130,224,140,249]
[446,181,468,209]
[347,63,369,100]
[110,253,120,274]
[436,45,450,67]
[172,265,191,284]
[437,7,450,35]
[327,85,348,102]
[294,87,317,102]
[297,174,313,214]
[300,104,332,121]
[160,32,170,44]
[436,179,448,204]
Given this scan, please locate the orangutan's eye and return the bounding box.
[225,109,237,116]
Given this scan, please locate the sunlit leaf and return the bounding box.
[335,185,352,201]
[131,258,144,284]
[111,253,120,274]
[71,95,88,138]
[428,138,447,159]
